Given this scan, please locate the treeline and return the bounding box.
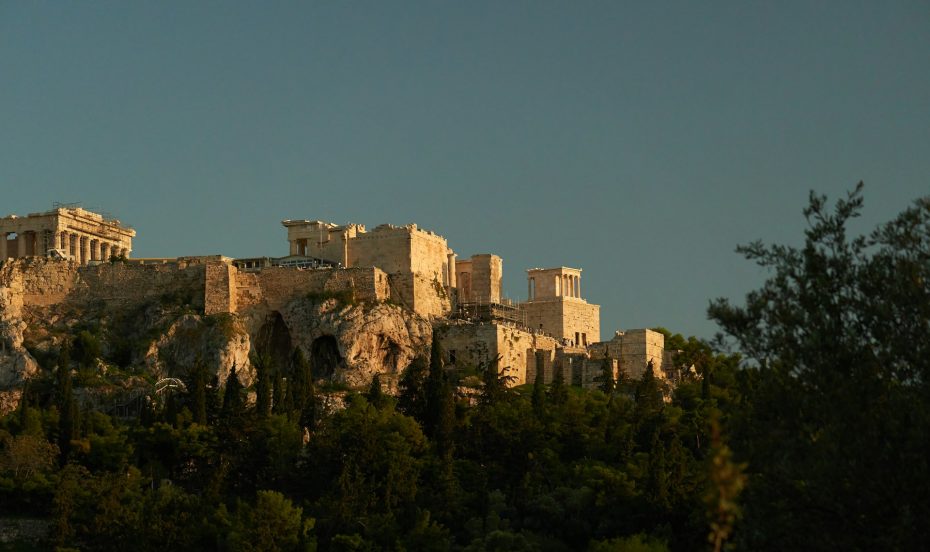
[2,185,928,551]
[1,325,739,551]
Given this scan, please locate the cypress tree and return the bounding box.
[366,373,386,409]
[190,360,207,425]
[424,336,454,455]
[253,351,273,417]
[56,345,75,464]
[548,363,568,406]
[289,348,315,429]
[222,363,244,418]
[597,358,615,395]
[531,365,546,418]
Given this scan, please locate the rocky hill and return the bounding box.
[0,258,432,414]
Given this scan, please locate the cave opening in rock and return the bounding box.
[257,312,293,374]
[311,335,342,380]
[379,335,402,373]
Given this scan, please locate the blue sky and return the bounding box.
[2,2,928,339]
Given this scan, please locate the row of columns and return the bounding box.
[560,274,581,298]
[1,230,128,265]
[57,231,128,265]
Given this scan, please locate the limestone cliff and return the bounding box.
[0,273,39,412]
[276,298,432,387]
[0,258,433,413]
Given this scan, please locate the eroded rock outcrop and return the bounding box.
[0,283,39,403]
[277,298,432,387]
[143,313,253,386]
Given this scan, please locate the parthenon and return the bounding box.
[0,207,135,265]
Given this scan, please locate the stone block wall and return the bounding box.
[232,266,389,315]
[523,298,600,346]
[205,262,237,315]
[440,322,560,387]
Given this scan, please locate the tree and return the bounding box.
[548,364,568,406]
[480,356,511,405]
[222,364,245,419]
[366,373,386,409]
[708,185,930,550]
[252,350,273,418]
[531,366,546,418]
[288,348,315,429]
[56,345,78,464]
[227,490,308,552]
[189,359,208,425]
[597,358,615,395]
[398,355,428,421]
[423,335,455,456]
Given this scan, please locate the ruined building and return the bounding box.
[1,208,677,415]
[0,207,134,265]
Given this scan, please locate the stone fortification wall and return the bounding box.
[440,322,559,387]
[232,266,389,315]
[78,261,207,310]
[1,257,207,311]
[588,329,666,380]
[348,226,413,273]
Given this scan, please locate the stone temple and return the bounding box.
[0,207,134,265]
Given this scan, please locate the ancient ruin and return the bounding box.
[0,206,134,265]
[0,207,680,412]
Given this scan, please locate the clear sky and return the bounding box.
[2,2,928,340]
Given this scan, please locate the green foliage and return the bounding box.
[227,490,309,552]
[709,185,930,550]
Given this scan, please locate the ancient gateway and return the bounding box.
[0,207,678,409]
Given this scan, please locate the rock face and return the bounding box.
[0,283,39,390]
[0,257,434,414]
[276,298,432,387]
[143,313,253,387]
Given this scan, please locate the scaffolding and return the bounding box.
[454,298,526,327]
